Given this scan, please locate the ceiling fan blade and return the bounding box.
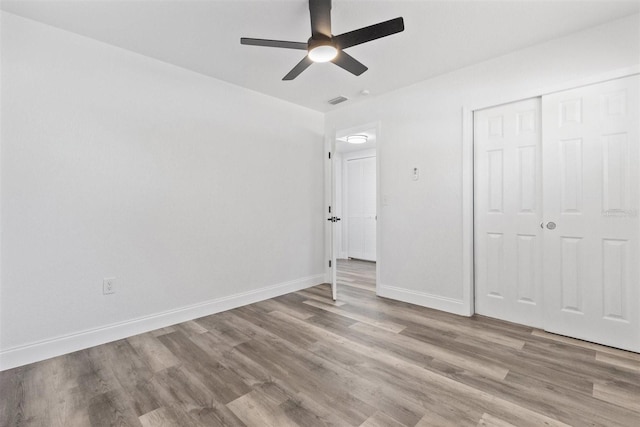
[283,56,314,80]
[309,0,332,38]
[333,17,404,50]
[331,51,368,76]
[241,38,308,50]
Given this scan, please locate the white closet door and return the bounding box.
[347,156,376,261]
[475,98,543,328]
[542,75,639,352]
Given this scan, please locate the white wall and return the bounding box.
[325,14,640,315]
[0,13,325,369]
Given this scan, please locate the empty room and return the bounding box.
[1,0,639,426]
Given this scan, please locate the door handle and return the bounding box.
[546,222,556,230]
[326,217,341,222]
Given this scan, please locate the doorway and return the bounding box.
[330,125,378,300]
[474,75,640,352]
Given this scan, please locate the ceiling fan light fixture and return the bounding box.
[347,135,368,144]
[308,44,338,62]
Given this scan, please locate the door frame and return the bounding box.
[325,121,381,299]
[462,65,640,317]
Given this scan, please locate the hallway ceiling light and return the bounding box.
[347,135,368,144]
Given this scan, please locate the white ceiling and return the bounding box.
[2,0,639,112]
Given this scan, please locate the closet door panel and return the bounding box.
[474,98,543,328]
[542,75,639,352]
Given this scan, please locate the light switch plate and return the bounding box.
[103,277,116,295]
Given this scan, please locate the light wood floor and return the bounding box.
[1,259,639,426]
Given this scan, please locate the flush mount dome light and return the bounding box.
[347,135,368,144]
[308,39,338,62]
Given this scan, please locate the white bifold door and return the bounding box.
[475,98,544,328]
[542,76,639,352]
[475,75,639,352]
[346,156,376,261]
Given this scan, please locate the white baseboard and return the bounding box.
[377,283,472,317]
[0,274,324,371]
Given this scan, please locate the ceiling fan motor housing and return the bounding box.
[308,35,334,51]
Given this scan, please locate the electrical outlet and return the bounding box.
[103,277,116,295]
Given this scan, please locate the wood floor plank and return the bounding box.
[595,351,640,372]
[349,321,510,380]
[26,356,91,427]
[513,340,640,389]
[593,381,640,412]
[192,316,253,348]
[0,367,25,426]
[150,326,177,337]
[88,389,142,427]
[99,339,155,392]
[338,280,373,291]
[476,413,517,427]
[414,410,476,427]
[153,365,217,408]
[21,363,52,425]
[300,337,426,426]
[447,356,638,426]
[304,294,636,425]
[3,259,639,427]
[531,330,640,361]
[232,305,319,348]
[359,411,406,427]
[303,299,406,333]
[272,311,497,425]
[403,321,640,397]
[227,390,299,427]
[297,288,347,306]
[156,331,251,404]
[180,402,247,427]
[139,407,184,427]
[341,291,526,350]
[232,338,378,425]
[278,392,347,427]
[175,320,209,336]
[253,298,315,320]
[71,349,118,402]
[127,333,181,373]
[127,379,165,419]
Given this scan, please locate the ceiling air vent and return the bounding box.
[328,96,348,105]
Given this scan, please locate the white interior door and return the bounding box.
[330,149,338,300]
[542,75,640,352]
[474,98,544,328]
[347,156,376,261]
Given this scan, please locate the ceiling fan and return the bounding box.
[240,0,404,81]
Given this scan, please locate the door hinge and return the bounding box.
[329,260,332,268]
[328,152,331,159]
